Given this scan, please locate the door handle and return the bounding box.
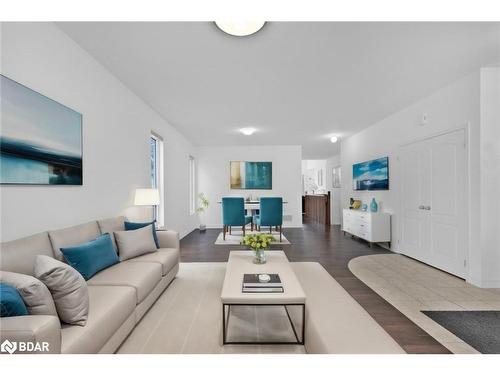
[418,205,425,209]
[425,206,431,210]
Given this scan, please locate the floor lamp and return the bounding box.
[134,188,160,225]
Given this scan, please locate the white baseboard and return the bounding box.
[467,278,500,288]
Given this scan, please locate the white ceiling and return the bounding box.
[57,22,500,159]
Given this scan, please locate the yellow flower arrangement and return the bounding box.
[240,233,275,251]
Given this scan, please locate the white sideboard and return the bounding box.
[342,209,391,246]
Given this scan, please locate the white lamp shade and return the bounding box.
[134,188,160,206]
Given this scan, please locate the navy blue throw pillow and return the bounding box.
[0,283,28,317]
[61,233,119,280]
[124,221,160,249]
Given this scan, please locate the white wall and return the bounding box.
[341,69,500,287]
[325,155,341,225]
[197,145,303,228]
[478,67,500,287]
[341,71,480,281]
[0,22,198,241]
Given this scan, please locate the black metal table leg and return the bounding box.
[222,303,305,345]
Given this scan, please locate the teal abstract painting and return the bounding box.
[230,161,272,189]
[352,157,389,190]
[0,75,83,185]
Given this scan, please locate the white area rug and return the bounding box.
[118,262,403,354]
[118,263,303,354]
[214,230,291,245]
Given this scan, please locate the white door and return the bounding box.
[399,129,467,277]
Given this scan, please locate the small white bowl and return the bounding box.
[258,274,271,283]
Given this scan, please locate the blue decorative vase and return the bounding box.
[370,198,378,213]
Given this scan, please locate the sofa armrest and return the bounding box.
[157,230,180,250]
[0,315,61,354]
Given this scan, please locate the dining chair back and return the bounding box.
[255,197,283,241]
[221,197,253,239]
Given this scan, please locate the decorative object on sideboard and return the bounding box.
[370,198,378,213]
[361,203,368,212]
[240,233,276,264]
[134,188,160,223]
[0,75,83,185]
[350,199,362,210]
[196,192,209,232]
[352,157,389,191]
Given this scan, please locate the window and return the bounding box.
[150,133,164,227]
[189,156,196,215]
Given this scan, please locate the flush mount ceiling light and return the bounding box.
[215,21,266,37]
[330,136,339,143]
[240,127,257,136]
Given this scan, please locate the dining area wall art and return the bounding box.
[230,161,272,190]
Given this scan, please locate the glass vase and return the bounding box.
[253,248,267,264]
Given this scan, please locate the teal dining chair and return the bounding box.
[222,197,253,240]
[253,197,283,242]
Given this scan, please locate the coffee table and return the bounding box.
[221,250,306,345]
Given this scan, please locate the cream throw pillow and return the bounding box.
[0,270,58,316]
[114,224,157,261]
[34,255,89,326]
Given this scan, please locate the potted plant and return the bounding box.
[196,193,209,232]
[240,233,275,264]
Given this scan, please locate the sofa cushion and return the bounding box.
[61,234,119,280]
[114,225,157,261]
[0,315,62,354]
[87,262,161,304]
[0,271,57,316]
[128,248,179,276]
[48,221,101,260]
[97,216,126,251]
[0,283,28,317]
[124,220,160,249]
[61,285,135,354]
[34,255,89,326]
[0,232,54,275]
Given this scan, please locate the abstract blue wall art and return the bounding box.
[0,75,83,185]
[352,157,389,191]
[230,161,272,189]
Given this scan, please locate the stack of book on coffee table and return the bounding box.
[242,273,283,293]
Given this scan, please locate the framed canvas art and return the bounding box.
[230,161,272,189]
[0,75,83,185]
[352,157,389,191]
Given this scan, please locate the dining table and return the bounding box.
[217,200,288,216]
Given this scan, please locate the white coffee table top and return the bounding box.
[221,251,306,304]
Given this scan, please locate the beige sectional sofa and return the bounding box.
[0,216,180,354]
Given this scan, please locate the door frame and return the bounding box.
[397,124,470,278]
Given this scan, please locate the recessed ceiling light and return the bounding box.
[215,21,266,37]
[330,136,339,143]
[240,127,257,136]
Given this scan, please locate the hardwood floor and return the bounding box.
[180,217,451,354]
